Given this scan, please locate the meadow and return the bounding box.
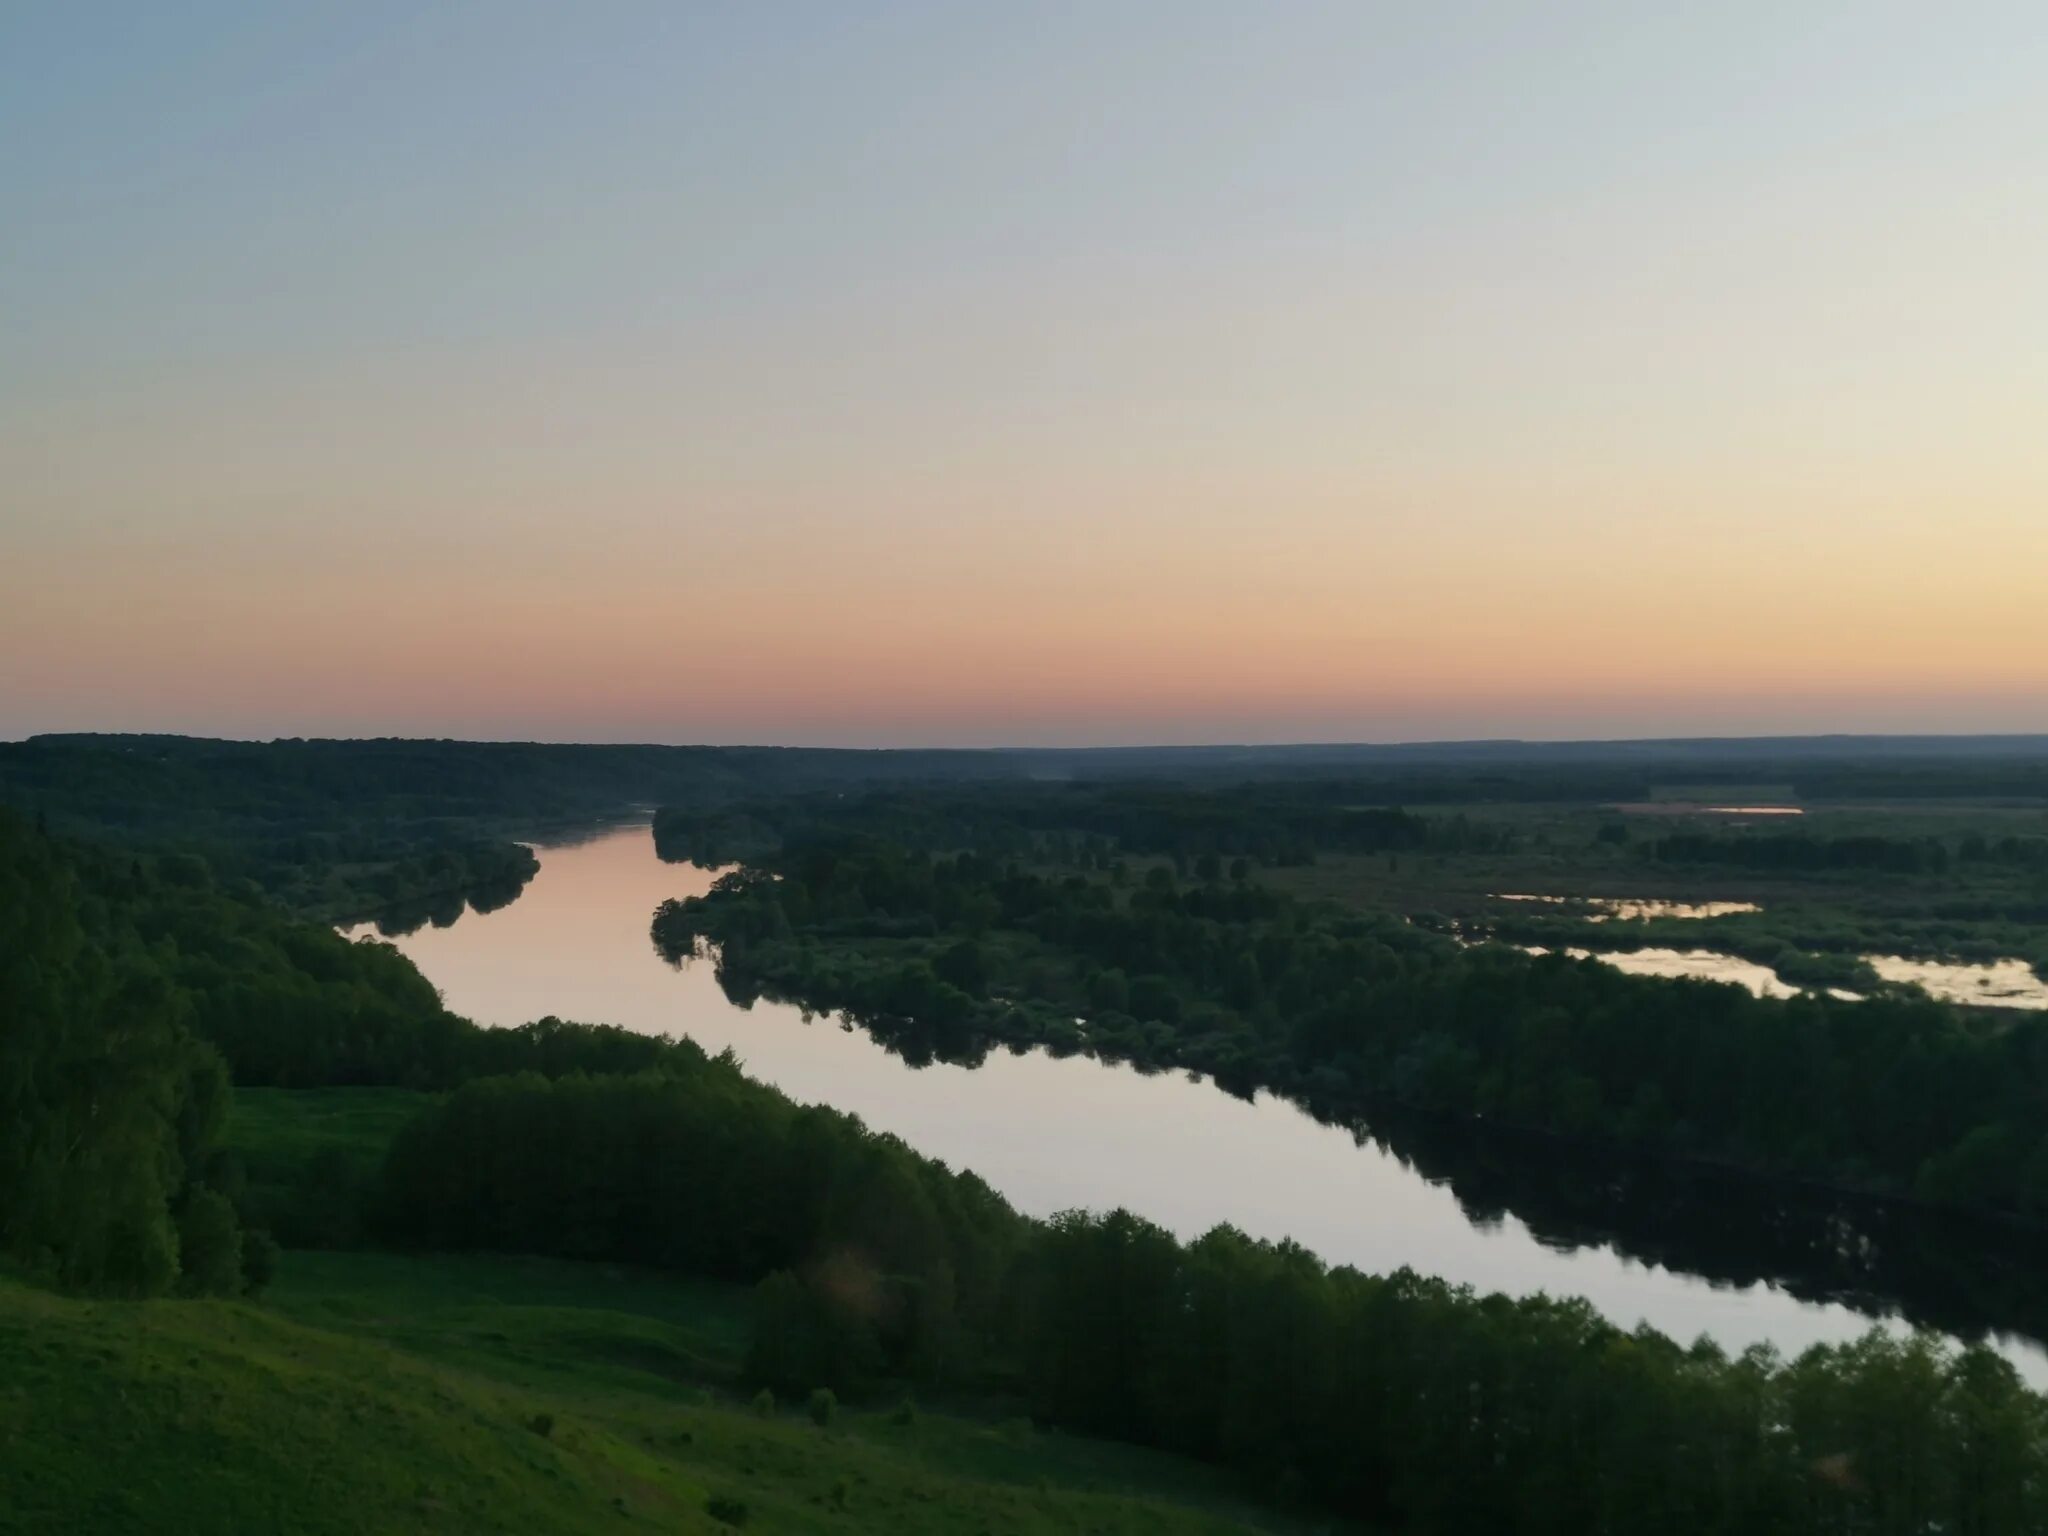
[0,1255,1308,1535]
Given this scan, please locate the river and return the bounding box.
[343,820,2048,1384]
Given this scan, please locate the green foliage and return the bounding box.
[224,1087,433,1247]
[0,811,245,1295]
[660,825,2048,1223]
[239,1227,281,1295]
[809,1387,838,1428]
[706,1493,751,1526]
[0,814,712,1295]
[175,1189,244,1297]
[377,1069,1024,1392]
[1013,1212,2048,1533]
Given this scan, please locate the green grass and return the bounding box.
[225,1085,433,1170]
[0,1252,1316,1534]
[224,1087,432,1245]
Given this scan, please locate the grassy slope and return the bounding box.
[224,1087,435,1246]
[8,1088,1310,1534]
[225,1086,432,1174]
[0,1252,1307,1535]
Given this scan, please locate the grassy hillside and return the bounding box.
[0,1252,1313,1535]
[3,1089,1315,1531]
[224,1086,433,1247]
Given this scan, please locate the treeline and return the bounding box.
[654,780,1508,873]
[377,1068,1023,1385]
[655,836,2048,1223]
[26,826,709,1091]
[0,737,571,921]
[369,1065,2048,1533]
[266,832,539,925]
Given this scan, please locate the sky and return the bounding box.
[4,3,2045,747]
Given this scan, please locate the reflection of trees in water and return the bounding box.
[1352,1107,2048,1352]
[372,875,530,937]
[466,875,529,915]
[681,935,2048,1356]
[375,889,464,937]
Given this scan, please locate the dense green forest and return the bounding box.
[655,775,2048,977]
[1,812,262,1296]
[9,731,2048,923]
[650,817,2048,1224]
[0,737,568,920]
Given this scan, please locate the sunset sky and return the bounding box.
[5,3,2045,746]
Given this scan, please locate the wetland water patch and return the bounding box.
[1867,955,2048,1011]
[1495,894,1762,921]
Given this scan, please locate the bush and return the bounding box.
[807,1387,836,1428]
[239,1227,281,1295]
[176,1189,244,1297]
[526,1412,554,1439]
[750,1388,775,1417]
[705,1494,749,1527]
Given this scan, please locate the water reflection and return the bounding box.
[1520,942,2046,1011]
[1495,894,1764,921]
[343,822,2048,1383]
[1613,803,1806,817]
[1372,1112,2048,1358]
[1519,944,1820,999]
[370,888,470,938]
[363,873,536,937]
[1867,955,2048,1011]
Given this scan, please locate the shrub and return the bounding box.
[807,1387,836,1428]
[176,1189,244,1297]
[239,1228,281,1295]
[705,1495,749,1527]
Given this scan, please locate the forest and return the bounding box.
[649,800,2048,1225]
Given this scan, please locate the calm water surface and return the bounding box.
[345,822,2048,1383]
